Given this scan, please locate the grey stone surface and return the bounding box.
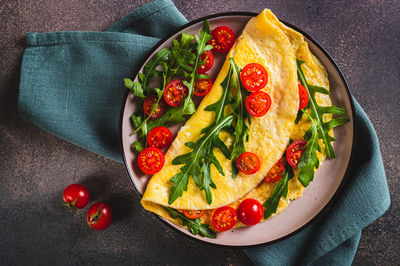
[0,0,399,265]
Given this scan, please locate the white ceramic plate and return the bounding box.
[120,13,356,247]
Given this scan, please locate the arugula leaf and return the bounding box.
[162,207,216,238]
[229,58,251,178]
[169,114,234,204]
[297,59,350,158]
[297,111,320,186]
[124,78,145,98]
[263,168,294,219]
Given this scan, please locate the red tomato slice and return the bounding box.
[194,78,213,96]
[163,79,189,107]
[183,210,206,219]
[245,91,271,117]
[143,95,166,118]
[147,127,172,149]
[208,26,236,53]
[240,63,268,92]
[87,202,112,231]
[298,83,309,110]
[212,206,237,232]
[138,147,165,175]
[237,198,264,226]
[236,152,260,175]
[264,159,285,183]
[286,140,307,168]
[197,50,214,74]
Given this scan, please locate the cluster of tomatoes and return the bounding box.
[137,26,237,175]
[63,184,112,230]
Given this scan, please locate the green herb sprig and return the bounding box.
[162,207,216,238]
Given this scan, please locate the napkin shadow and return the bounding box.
[105,194,134,222]
[80,175,110,202]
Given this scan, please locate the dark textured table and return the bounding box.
[1,0,399,264]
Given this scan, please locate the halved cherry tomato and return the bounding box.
[264,159,285,183]
[286,140,307,168]
[63,184,90,209]
[183,210,206,219]
[245,91,271,117]
[147,127,172,149]
[237,198,264,226]
[208,26,236,53]
[138,147,165,175]
[236,152,260,175]
[143,95,166,118]
[240,63,268,92]
[197,50,214,74]
[298,83,309,110]
[212,206,237,232]
[87,202,112,230]
[163,79,189,107]
[194,78,213,96]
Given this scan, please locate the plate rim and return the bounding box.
[119,11,357,248]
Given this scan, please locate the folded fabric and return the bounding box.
[18,0,390,264]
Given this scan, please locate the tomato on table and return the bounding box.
[240,63,268,92]
[143,95,167,118]
[286,140,307,168]
[237,198,264,226]
[163,79,189,107]
[212,206,237,232]
[264,159,285,183]
[197,50,214,74]
[236,152,260,175]
[298,83,309,110]
[194,78,213,96]
[183,210,206,219]
[138,147,165,175]
[208,26,236,53]
[245,91,271,117]
[147,127,172,149]
[87,202,112,230]
[63,184,90,209]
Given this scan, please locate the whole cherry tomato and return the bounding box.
[63,184,89,209]
[237,198,264,226]
[87,202,112,230]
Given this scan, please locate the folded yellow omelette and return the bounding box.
[141,9,332,230]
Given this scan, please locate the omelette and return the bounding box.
[140,9,334,232]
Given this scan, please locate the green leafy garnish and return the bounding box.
[228,58,251,178]
[169,114,234,205]
[296,59,350,186]
[263,168,294,219]
[162,207,216,238]
[296,59,350,158]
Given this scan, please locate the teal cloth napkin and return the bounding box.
[18,0,390,264]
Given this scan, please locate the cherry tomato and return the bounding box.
[147,127,172,149]
[208,26,236,53]
[236,152,260,175]
[237,198,264,226]
[194,78,213,96]
[138,147,165,175]
[63,184,90,209]
[245,91,271,117]
[163,79,189,107]
[298,83,309,110]
[240,63,268,92]
[183,210,206,219]
[212,206,237,232]
[197,50,214,74]
[264,159,285,183]
[86,202,112,230]
[286,140,307,168]
[143,95,166,118]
